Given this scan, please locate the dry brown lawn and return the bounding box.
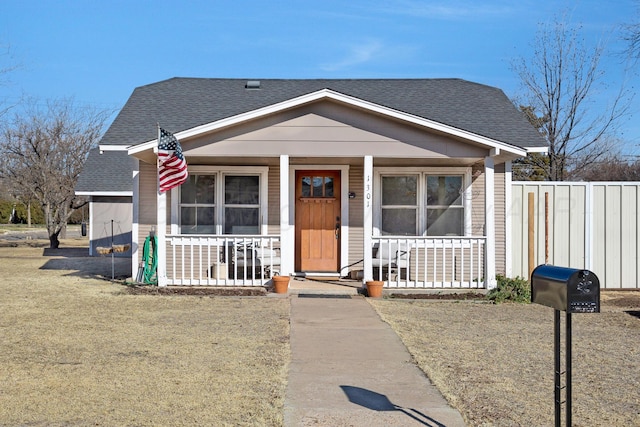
[370,295,640,427]
[2,237,640,426]
[0,239,290,426]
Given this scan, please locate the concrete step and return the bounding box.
[288,277,362,295]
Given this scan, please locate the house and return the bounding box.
[76,78,547,288]
[75,148,135,257]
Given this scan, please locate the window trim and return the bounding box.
[171,166,268,235]
[374,167,472,237]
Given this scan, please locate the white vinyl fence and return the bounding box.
[510,182,640,289]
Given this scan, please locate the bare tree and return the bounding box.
[0,42,20,119]
[624,6,640,61]
[0,99,109,248]
[512,17,630,181]
[571,152,640,181]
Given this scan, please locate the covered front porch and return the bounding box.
[151,154,498,289]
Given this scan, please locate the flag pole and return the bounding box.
[156,123,167,286]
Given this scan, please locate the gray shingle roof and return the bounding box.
[78,78,547,195]
[100,78,546,149]
[75,148,135,193]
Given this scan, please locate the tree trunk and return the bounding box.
[49,232,60,249]
[44,204,60,249]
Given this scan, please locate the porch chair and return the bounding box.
[228,243,281,279]
[371,242,410,280]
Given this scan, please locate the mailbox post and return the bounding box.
[531,265,600,427]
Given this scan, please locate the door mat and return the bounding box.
[297,294,352,299]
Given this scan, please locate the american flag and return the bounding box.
[157,127,188,193]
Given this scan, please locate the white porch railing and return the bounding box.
[166,235,281,286]
[372,236,487,288]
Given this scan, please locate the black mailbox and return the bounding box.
[531,265,600,313]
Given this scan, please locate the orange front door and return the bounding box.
[295,170,341,272]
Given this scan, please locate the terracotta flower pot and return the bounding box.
[366,280,384,298]
[272,275,290,294]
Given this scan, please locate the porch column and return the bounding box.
[485,155,496,289]
[131,158,139,281]
[157,188,167,287]
[280,155,293,276]
[363,155,373,283]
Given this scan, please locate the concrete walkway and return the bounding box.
[284,293,467,427]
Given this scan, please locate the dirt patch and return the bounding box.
[388,292,487,300]
[599,290,640,309]
[125,285,268,296]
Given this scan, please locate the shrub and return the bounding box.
[0,200,45,224]
[487,275,531,303]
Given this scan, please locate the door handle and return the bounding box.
[335,216,340,239]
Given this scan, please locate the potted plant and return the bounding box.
[272,275,290,294]
[365,280,384,298]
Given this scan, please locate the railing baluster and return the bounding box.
[166,234,280,287]
[369,236,487,290]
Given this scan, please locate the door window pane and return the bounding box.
[324,177,334,197]
[313,177,323,197]
[301,176,311,197]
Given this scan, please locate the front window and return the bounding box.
[379,172,466,236]
[178,169,265,234]
[180,174,216,234]
[224,175,260,234]
[381,175,418,235]
[426,175,463,236]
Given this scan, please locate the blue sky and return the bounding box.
[1,0,639,153]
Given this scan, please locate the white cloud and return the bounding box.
[374,0,518,21]
[320,40,386,71]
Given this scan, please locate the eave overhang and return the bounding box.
[75,191,133,197]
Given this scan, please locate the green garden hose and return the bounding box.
[142,234,158,284]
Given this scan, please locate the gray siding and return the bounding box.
[348,164,364,274]
[91,196,132,258]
